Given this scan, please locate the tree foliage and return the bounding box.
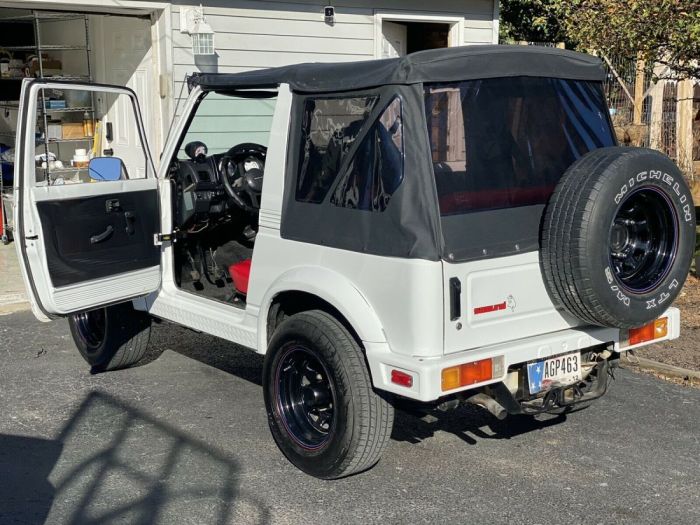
[499,1,568,44]
[555,0,700,79]
[500,1,700,79]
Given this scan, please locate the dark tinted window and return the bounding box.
[425,78,615,215]
[295,96,377,203]
[331,97,404,211]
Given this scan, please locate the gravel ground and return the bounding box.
[637,274,700,370]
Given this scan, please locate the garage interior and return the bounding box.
[0,6,155,242]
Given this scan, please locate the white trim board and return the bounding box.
[0,0,168,16]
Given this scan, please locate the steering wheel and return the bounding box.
[219,143,267,213]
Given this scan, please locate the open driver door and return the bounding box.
[14,80,161,321]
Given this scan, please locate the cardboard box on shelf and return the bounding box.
[61,123,85,140]
[28,57,62,77]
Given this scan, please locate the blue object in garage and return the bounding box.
[0,144,12,185]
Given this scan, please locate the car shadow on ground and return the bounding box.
[143,323,572,449]
[141,322,265,387]
[391,405,570,446]
[1,390,270,525]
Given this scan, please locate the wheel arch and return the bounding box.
[257,267,386,352]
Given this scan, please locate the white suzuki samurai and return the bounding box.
[14,46,696,479]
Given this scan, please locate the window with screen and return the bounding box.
[295,95,377,203]
[331,97,404,212]
[424,77,616,215]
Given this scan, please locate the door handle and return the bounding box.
[449,277,462,321]
[124,211,135,235]
[90,225,114,244]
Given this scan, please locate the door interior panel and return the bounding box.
[37,189,160,288]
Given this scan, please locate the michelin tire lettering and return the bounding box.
[614,170,693,223]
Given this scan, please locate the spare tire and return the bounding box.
[541,147,696,329]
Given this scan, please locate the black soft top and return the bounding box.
[188,45,606,94]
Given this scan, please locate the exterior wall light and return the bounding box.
[180,6,216,56]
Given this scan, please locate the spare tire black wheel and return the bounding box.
[541,147,696,329]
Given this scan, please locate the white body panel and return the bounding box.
[442,251,585,354]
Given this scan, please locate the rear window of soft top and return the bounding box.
[424,77,616,215]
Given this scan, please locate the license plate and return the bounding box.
[527,352,581,394]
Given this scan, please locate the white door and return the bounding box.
[93,15,155,176]
[14,80,160,320]
[381,22,407,58]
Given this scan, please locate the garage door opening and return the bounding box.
[0,7,158,183]
[379,16,462,59]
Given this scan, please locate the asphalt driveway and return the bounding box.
[1,310,698,524]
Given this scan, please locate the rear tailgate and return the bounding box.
[443,251,585,354]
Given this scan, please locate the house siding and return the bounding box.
[172,0,496,89]
[169,0,496,149]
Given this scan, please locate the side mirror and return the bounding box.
[88,157,125,181]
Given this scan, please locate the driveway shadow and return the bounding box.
[2,391,269,524]
[0,434,62,524]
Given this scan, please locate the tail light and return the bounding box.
[441,356,504,391]
[628,317,668,346]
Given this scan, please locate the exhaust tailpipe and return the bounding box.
[465,393,508,420]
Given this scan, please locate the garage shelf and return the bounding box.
[2,45,88,51]
[47,137,92,144]
[0,12,86,23]
[0,9,95,239]
[45,107,93,114]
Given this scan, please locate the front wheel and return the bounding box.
[68,302,152,372]
[263,310,394,479]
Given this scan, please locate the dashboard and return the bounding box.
[173,154,228,229]
[171,141,267,232]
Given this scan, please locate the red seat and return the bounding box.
[229,259,252,295]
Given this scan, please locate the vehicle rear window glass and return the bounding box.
[331,97,404,212]
[424,77,616,215]
[295,96,377,203]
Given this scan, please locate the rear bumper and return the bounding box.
[365,307,680,402]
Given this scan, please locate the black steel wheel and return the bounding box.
[609,187,678,294]
[68,302,151,372]
[541,147,696,328]
[263,310,394,479]
[274,345,336,450]
[73,309,107,352]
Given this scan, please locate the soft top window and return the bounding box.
[295,96,378,203]
[425,77,616,216]
[331,96,405,212]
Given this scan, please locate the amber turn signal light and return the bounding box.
[629,317,668,346]
[441,356,504,391]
